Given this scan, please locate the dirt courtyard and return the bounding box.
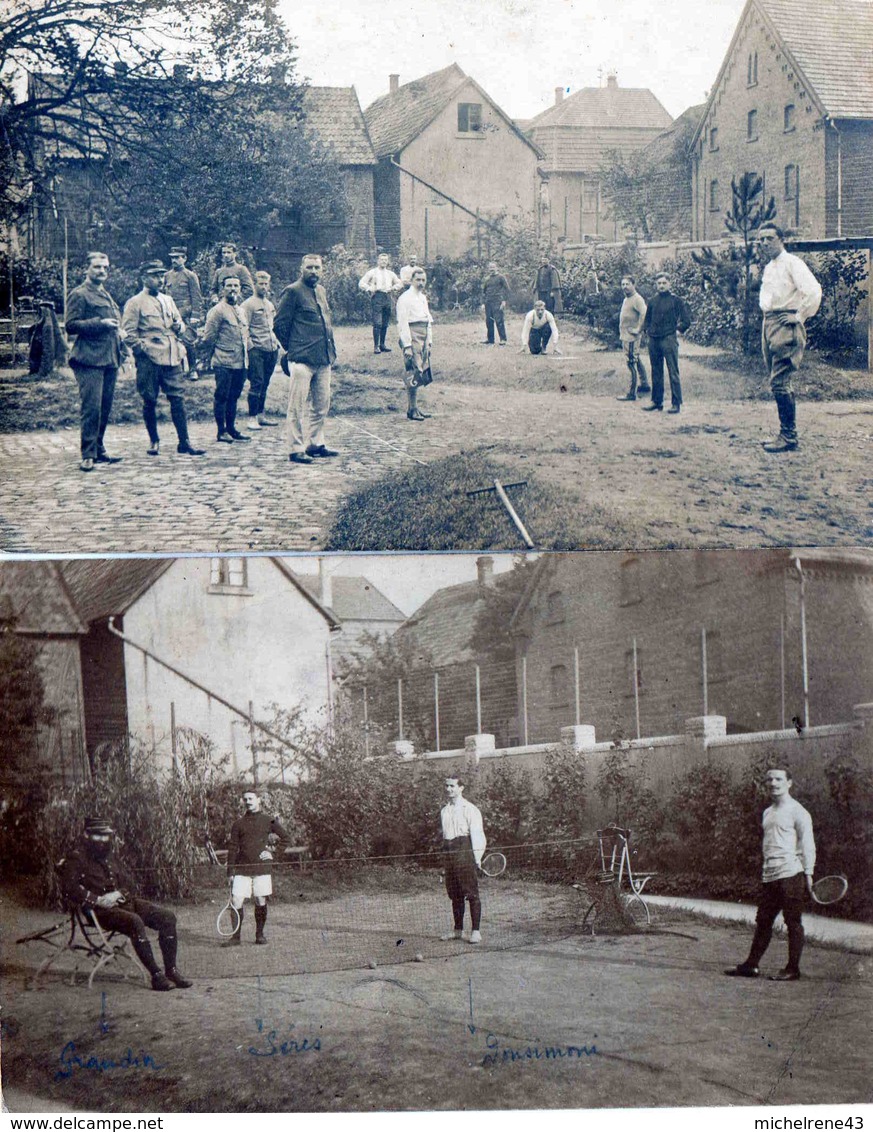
[2,886,870,1114]
[1,318,871,552]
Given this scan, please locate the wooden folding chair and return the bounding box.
[16,905,150,991]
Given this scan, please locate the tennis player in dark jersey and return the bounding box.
[224,791,291,946]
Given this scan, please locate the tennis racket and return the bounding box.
[811,874,848,906]
[479,851,507,878]
[216,890,241,937]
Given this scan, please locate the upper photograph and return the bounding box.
[1,0,872,554]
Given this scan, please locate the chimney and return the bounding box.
[318,558,333,610]
[389,73,400,95]
[113,61,129,78]
[555,86,564,105]
[476,556,495,589]
[606,71,618,89]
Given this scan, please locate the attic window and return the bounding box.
[784,104,796,132]
[209,558,252,594]
[457,103,482,133]
[709,127,719,151]
[747,51,758,86]
[747,109,758,142]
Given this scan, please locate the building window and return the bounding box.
[784,104,796,132]
[709,126,719,151]
[457,103,482,133]
[583,183,598,212]
[619,557,642,607]
[747,110,758,141]
[209,558,250,592]
[625,648,643,697]
[785,164,798,200]
[549,664,569,706]
[709,180,720,211]
[747,51,758,85]
[546,590,565,625]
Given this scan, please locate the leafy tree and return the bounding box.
[805,250,868,357]
[471,555,541,659]
[723,173,776,352]
[599,148,655,241]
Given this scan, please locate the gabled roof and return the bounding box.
[0,562,86,635]
[296,575,406,623]
[644,104,706,163]
[60,559,174,623]
[301,87,377,165]
[393,575,513,669]
[692,0,873,147]
[527,85,673,133]
[364,64,542,160]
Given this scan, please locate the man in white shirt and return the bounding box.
[399,254,419,286]
[616,276,650,401]
[396,266,433,421]
[757,224,822,453]
[359,253,403,354]
[519,299,561,355]
[440,776,486,944]
[725,766,815,981]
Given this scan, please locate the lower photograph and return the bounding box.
[1,549,871,1114]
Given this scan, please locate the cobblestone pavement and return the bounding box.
[1,321,871,553]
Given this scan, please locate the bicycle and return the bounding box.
[573,824,655,933]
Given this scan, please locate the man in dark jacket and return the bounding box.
[274,253,338,465]
[481,262,509,345]
[59,816,191,992]
[642,273,691,414]
[165,247,204,380]
[224,792,292,945]
[65,252,126,472]
[533,255,563,315]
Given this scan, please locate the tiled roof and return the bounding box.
[526,86,673,132]
[364,64,469,157]
[393,573,515,669]
[60,560,174,624]
[644,104,706,162]
[297,575,406,623]
[533,124,669,173]
[0,562,86,635]
[302,87,377,165]
[758,0,873,118]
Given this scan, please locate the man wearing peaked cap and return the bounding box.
[165,246,204,380]
[121,261,205,457]
[59,816,193,992]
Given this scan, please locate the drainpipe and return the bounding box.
[827,118,842,237]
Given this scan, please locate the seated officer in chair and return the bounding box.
[59,816,192,992]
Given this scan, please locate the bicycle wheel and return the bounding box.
[622,893,650,929]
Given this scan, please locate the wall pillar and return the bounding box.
[560,724,596,752]
[464,733,495,768]
[851,703,873,768]
[392,740,415,760]
[685,714,727,762]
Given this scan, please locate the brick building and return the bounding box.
[691,0,873,240]
[509,550,873,744]
[364,65,543,259]
[522,74,673,243]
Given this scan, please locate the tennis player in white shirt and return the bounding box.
[440,776,486,944]
[396,267,433,422]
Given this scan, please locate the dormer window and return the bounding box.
[209,558,251,593]
[747,51,758,85]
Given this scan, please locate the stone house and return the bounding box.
[364,65,543,259]
[523,74,673,244]
[691,0,873,240]
[509,549,873,744]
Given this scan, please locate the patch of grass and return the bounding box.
[694,349,873,401]
[326,451,630,551]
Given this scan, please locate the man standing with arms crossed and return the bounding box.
[224,792,292,946]
[200,276,252,445]
[121,260,205,457]
[616,275,651,402]
[642,272,691,414]
[725,765,815,981]
[65,252,126,472]
[242,270,280,431]
[439,776,486,945]
[274,253,338,466]
[481,261,509,345]
[359,253,402,354]
[756,224,822,453]
[164,246,204,381]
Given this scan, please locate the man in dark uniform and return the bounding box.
[533,254,563,315]
[481,262,509,345]
[642,272,692,414]
[429,256,451,310]
[59,816,191,992]
[164,247,204,380]
[65,252,126,472]
[224,791,292,945]
[274,253,338,465]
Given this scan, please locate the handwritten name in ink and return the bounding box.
[481,1031,598,1067]
[55,1041,164,1081]
[248,1018,322,1057]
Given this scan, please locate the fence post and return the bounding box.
[574,645,581,726]
[475,664,482,735]
[249,700,258,787]
[780,613,786,730]
[170,700,178,774]
[363,685,370,759]
[701,628,708,717]
[434,672,440,753]
[398,678,404,742]
[632,637,641,741]
[522,655,529,745]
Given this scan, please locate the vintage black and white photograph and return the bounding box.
[1,550,871,1113]
[1,0,872,553]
